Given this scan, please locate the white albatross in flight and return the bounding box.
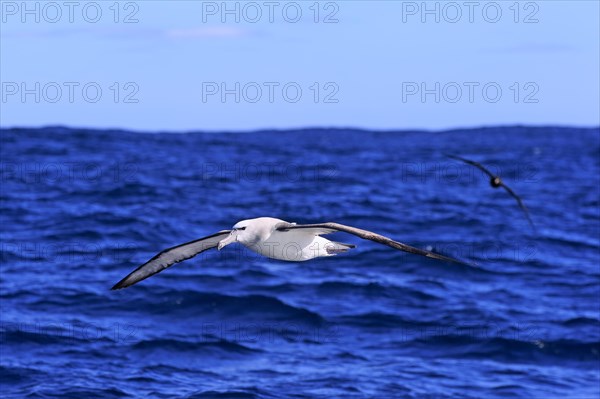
[111,217,468,290]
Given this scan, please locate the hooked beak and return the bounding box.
[217,233,237,250]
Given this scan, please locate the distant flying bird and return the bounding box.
[446,154,535,229]
[111,217,469,290]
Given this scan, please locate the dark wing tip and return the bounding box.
[111,277,130,290]
[426,251,477,268]
[111,269,145,290]
[459,258,479,268]
[110,267,154,290]
[444,153,471,163]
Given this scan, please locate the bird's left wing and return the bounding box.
[111,230,231,290]
[273,222,337,236]
[500,183,535,230]
[277,222,472,266]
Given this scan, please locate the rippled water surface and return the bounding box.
[1,126,599,398]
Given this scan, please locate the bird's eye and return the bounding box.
[238,227,246,230]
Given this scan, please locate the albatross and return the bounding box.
[111,217,468,290]
[447,154,535,229]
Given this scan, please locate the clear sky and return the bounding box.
[1,0,599,131]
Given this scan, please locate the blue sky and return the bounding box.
[1,1,599,131]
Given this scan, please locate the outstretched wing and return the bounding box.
[111,230,231,290]
[277,222,472,266]
[446,154,496,179]
[500,183,535,230]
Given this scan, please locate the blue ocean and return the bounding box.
[1,126,599,398]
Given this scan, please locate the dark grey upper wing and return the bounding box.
[277,222,472,266]
[500,183,535,230]
[446,154,496,179]
[111,230,231,290]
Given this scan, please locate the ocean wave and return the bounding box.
[334,312,434,329]
[186,388,273,399]
[24,387,130,399]
[403,335,600,364]
[113,289,326,325]
[130,338,260,354]
[0,365,47,385]
[561,316,600,327]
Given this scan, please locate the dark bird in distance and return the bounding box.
[446,154,535,230]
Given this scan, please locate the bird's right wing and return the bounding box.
[111,230,231,290]
[446,154,496,179]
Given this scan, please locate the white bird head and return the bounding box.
[217,219,251,250]
[217,217,285,250]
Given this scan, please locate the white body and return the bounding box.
[218,217,350,261]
